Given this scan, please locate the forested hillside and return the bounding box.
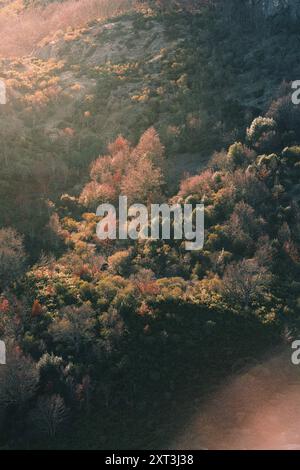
[0,0,300,449]
[2,0,300,256]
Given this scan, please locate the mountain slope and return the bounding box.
[1,2,300,255]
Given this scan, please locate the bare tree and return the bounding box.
[30,394,68,439]
[0,228,26,292]
[220,258,272,309]
[0,345,39,408]
[49,304,96,356]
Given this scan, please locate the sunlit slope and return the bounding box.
[1,4,300,253]
[0,0,135,58]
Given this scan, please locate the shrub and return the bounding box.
[282,146,300,160]
[108,250,133,276]
[267,95,300,140]
[247,117,278,152]
[227,142,255,169]
[256,153,279,171]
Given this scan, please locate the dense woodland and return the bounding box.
[1,0,300,449]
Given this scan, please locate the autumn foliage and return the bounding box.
[79,127,165,207]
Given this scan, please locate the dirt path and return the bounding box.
[173,351,300,450]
